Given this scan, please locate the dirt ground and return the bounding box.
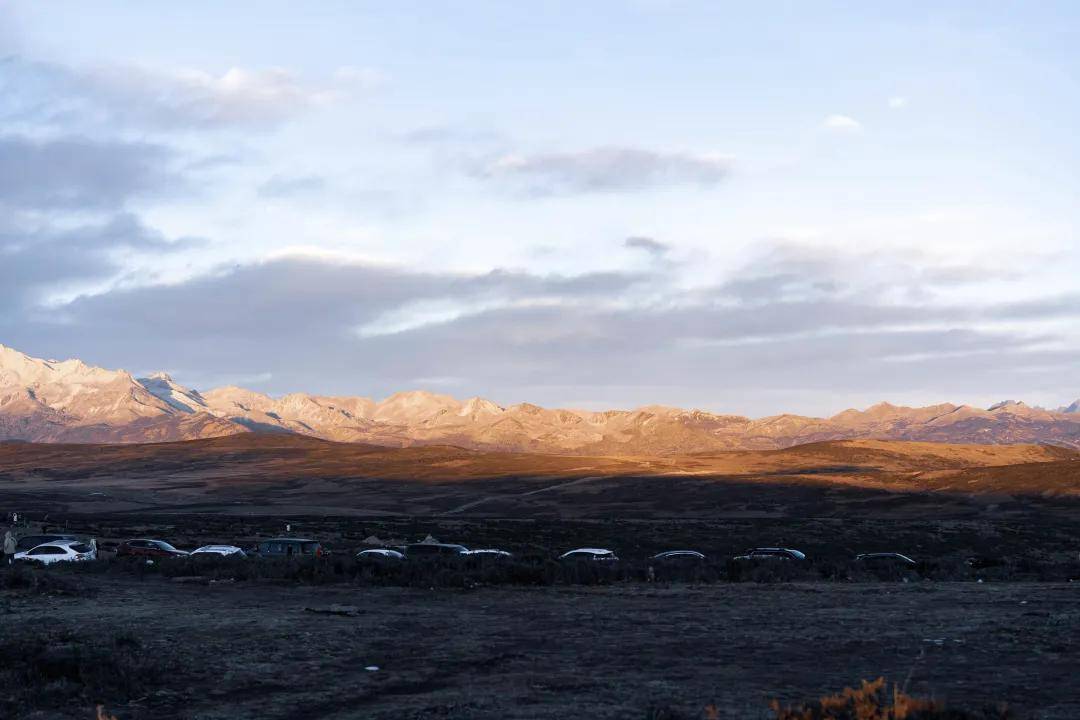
[4,573,1079,720]
[3,436,1080,719]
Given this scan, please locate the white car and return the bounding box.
[559,548,619,562]
[191,545,247,557]
[15,540,97,565]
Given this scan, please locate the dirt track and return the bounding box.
[5,573,1080,719]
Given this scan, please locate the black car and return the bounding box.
[14,534,78,554]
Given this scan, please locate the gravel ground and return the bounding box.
[4,573,1079,719]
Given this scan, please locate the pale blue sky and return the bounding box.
[1,2,1078,415]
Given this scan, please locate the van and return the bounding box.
[255,538,325,557]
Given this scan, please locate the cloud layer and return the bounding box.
[6,240,1076,413]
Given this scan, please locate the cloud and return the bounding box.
[888,96,908,109]
[823,114,862,132]
[2,56,354,130]
[88,65,336,128]
[0,133,180,210]
[624,236,670,256]
[475,146,731,195]
[0,213,199,312]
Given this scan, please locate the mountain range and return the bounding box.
[2,343,1079,452]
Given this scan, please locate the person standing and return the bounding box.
[3,529,16,564]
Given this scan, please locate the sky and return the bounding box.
[1,1,1078,416]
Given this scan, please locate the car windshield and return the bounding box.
[70,543,92,553]
[154,541,178,551]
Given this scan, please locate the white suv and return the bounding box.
[15,540,97,564]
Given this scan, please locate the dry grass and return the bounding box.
[769,677,1013,720]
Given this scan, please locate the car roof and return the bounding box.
[27,540,82,550]
[654,550,704,557]
[857,552,915,561]
[563,547,614,554]
[752,547,806,557]
[195,545,240,551]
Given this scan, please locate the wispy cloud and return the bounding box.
[3,56,370,130]
[475,146,731,196]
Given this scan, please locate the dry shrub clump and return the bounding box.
[769,678,1013,720]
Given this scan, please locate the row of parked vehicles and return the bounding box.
[9,532,918,570]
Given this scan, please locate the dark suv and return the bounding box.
[117,539,189,558]
[255,538,326,557]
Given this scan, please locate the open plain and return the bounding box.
[2,436,1080,718]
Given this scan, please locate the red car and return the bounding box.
[116,539,189,558]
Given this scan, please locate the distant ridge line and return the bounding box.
[1,343,1079,454]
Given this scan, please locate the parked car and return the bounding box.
[191,545,246,558]
[559,548,619,562]
[14,534,77,554]
[404,542,468,557]
[855,552,916,567]
[652,550,706,562]
[254,538,325,558]
[733,547,806,562]
[463,549,513,558]
[15,540,96,565]
[357,548,405,562]
[117,539,189,559]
